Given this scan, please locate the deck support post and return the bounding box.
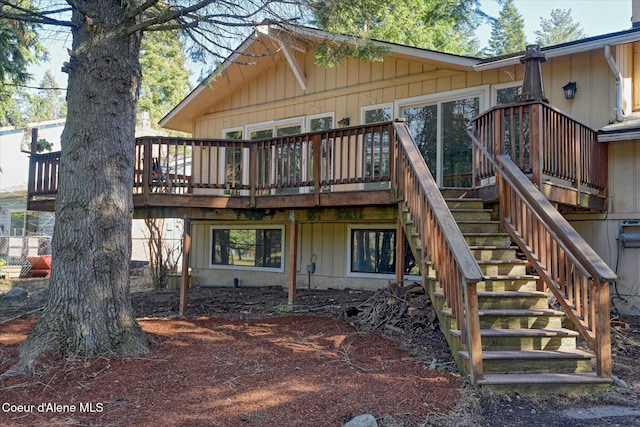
[395,216,405,284]
[179,217,192,316]
[288,210,297,304]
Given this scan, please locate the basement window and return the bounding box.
[210,226,284,271]
[348,226,419,277]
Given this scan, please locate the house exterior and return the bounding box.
[27,13,640,390]
[155,23,640,316]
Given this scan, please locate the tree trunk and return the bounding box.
[16,4,148,371]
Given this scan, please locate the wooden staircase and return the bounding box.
[399,191,612,393]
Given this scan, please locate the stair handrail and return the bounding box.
[393,120,485,383]
[470,130,615,378]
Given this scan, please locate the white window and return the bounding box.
[361,103,393,125]
[210,225,284,272]
[246,117,304,140]
[307,113,334,132]
[492,81,523,106]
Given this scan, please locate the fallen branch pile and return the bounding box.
[353,281,438,335]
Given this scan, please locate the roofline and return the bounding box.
[159,23,481,128]
[159,31,258,129]
[474,27,640,71]
[285,24,481,67]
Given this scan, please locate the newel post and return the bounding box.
[530,103,543,188]
[595,280,612,377]
[142,137,152,202]
[27,128,38,209]
[464,278,484,383]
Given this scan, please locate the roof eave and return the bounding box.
[474,29,640,72]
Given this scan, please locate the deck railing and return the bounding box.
[472,100,607,197]
[29,123,395,205]
[393,120,485,383]
[470,130,615,378]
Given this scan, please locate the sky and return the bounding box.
[30,0,636,91]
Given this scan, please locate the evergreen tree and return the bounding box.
[308,0,484,65]
[0,1,46,126]
[138,31,191,129]
[534,9,587,46]
[486,0,526,56]
[23,70,66,122]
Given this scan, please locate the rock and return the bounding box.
[344,414,378,427]
[30,288,49,303]
[1,287,28,303]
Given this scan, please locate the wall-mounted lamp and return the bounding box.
[338,117,350,127]
[563,81,577,100]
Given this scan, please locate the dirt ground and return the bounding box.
[1,278,639,426]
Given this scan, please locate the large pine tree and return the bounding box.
[138,31,191,129]
[534,9,586,46]
[486,0,526,56]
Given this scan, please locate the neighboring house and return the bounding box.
[26,4,640,391]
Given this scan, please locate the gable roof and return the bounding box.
[159,24,481,132]
[160,23,640,133]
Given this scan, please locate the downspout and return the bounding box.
[604,45,625,122]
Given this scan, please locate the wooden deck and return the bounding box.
[28,122,398,214]
[25,104,615,390]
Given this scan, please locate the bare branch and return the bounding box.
[0,0,73,27]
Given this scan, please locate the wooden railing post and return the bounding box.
[595,280,612,377]
[530,103,543,187]
[27,129,38,210]
[313,133,321,205]
[142,137,152,202]
[465,280,483,382]
[250,144,257,207]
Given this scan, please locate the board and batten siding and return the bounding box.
[567,139,640,315]
[189,220,394,290]
[192,50,522,138]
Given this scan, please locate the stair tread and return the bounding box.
[468,245,516,250]
[477,290,548,297]
[481,328,579,337]
[478,372,612,385]
[477,259,528,265]
[435,290,547,298]
[463,232,510,236]
[443,308,564,316]
[459,349,594,359]
[450,208,493,213]
[478,308,563,316]
[450,328,579,337]
[481,274,538,280]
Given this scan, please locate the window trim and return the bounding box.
[361,102,394,125]
[209,225,285,272]
[245,116,305,139]
[492,81,523,106]
[221,126,244,139]
[306,112,335,132]
[346,224,420,279]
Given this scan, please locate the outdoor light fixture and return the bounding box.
[563,81,577,100]
[338,117,350,127]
